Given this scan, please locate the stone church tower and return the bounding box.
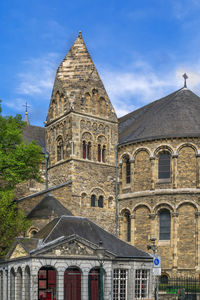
[18,32,118,234]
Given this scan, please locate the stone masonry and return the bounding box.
[15,33,200,278]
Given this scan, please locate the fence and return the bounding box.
[159,277,200,300]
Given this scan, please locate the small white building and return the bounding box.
[0,216,153,300]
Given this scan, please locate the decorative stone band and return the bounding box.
[118,188,200,200]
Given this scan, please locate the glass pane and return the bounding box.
[126,159,131,184]
[159,210,170,240]
[158,153,170,179]
[91,195,96,207]
[98,196,103,208]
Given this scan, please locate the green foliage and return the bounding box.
[0,102,43,257]
[0,190,30,257]
[0,108,43,189]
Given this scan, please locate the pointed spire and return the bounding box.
[56,31,101,85]
[23,102,30,125]
[78,30,82,38]
[46,32,118,124]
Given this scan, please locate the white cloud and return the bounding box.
[100,61,200,117]
[170,0,200,20]
[14,53,200,120]
[16,52,58,97]
[5,97,26,112]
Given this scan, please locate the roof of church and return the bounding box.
[27,194,73,219]
[23,124,45,151]
[34,215,151,258]
[119,88,200,144]
[17,238,39,252]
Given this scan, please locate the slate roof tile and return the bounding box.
[35,216,151,258]
[119,88,200,144]
[27,194,73,219]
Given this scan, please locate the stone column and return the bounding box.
[130,214,136,245]
[196,154,200,188]
[15,270,18,299]
[172,153,178,189]
[129,267,134,299]
[195,211,200,271]
[4,269,8,300]
[82,269,89,300]
[31,266,39,300]
[103,262,112,300]
[149,213,156,238]
[57,269,65,300]
[118,216,124,240]
[7,269,10,300]
[130,159,135,191]
[0,270,2,300]
[22,268,25,300]
[172,212,179,269]
[118,162,122,193]
[150,156,155,190]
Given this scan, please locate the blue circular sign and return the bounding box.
[154,258,159,266]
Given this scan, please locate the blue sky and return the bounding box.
[1,0,200,126]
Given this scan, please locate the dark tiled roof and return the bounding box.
[35,216,151,258]
[19,238,40,252]
[119,88,200,144]
[6,238,40,257]
[27,194,73,219]
[23,125,45,151]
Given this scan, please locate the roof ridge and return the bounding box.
[43,217,62,243]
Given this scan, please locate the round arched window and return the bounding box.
[158,152,170,179]
[159,209,171,240]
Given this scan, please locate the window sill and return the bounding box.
[157,178,171,184]
[122,183,131,188]
[158,240,170,246]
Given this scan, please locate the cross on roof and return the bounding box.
[23,101,30,113]
[183,73,188,88]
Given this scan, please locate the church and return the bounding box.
[1,30,200,298]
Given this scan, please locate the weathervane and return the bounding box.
[183,73,188,88]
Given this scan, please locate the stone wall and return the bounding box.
[134,150,152,192]
[118,137,200,276]
[119,137,200,193]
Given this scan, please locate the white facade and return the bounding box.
[0,257,153,300]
